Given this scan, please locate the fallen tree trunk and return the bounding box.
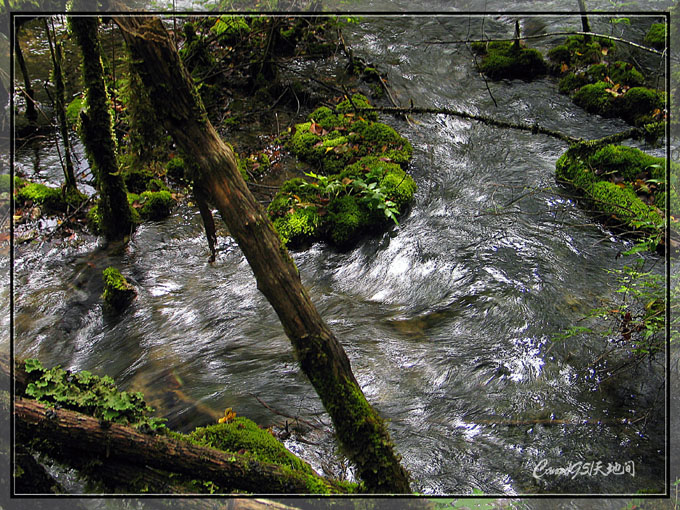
[114,14,411,494]
[14,397,338,495]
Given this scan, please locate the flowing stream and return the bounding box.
[8,10,671,496]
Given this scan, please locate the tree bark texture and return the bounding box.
[14,397,333,494]
[69,15,133,240]
[114,15,410,493]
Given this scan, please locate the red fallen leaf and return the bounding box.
[604,76,615,85]
[381,145,388,152]
[379,157,392,162]
[601,47,609,55]
[561,62,569,73]
[251,162,260,171]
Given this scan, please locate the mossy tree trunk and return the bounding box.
[115,15,411,494]
[69,14,133,240]
[44,18,78,193]
[14,26,37,123]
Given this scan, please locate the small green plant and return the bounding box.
[22,358,166,432]
[554,257,665,360]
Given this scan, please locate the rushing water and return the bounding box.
[10,12,670,497]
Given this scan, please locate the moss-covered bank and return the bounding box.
[556,143,667,244]
[270,95,417,248]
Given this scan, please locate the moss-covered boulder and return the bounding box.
[269,156,417,248]
[473,40,547,81]
[645,23,666,50]
[276,96,417,248]
[102,267,136,311]
[556,143,665,241]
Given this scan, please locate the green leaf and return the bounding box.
[24,358,44,373]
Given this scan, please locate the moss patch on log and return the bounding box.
[556,143,665,243]
[102,266,137,311]
[472,40,547,81]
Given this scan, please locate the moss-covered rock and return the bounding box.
[289,95,412,176]
[645,23,666,50]
[556,143,665,242]
[548,35,615,68]
[572,81,617,117]
[618,87,665,126]
[131,190,175,220]
[572,81,664,126]
[269,156,417,248]
[102,266,136,311]
[166,156,186,182]
[15,182,86,213]
[475,41,547,81]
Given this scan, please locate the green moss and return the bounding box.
[380,166,417,210]
[122,166,155,194]
[645,23,666,50]
[137,190,175,220]
[589,144,664,182]
[573,81,616,117]
[618,87,665,126]
[16,183,65,212]
[602,61,645,87]
[166,156,185,182]
[587,180,662,227]
[336,93,378,121]
[327,194,370,246]
[558,72,589,94]
[102,266,136,311]
[556,144,666,242]
[272,206,321,247]
[87,203,103,234]
[549,35,615,68]
[0,174,25,192]
[190,417,313,474]
[478,41,547,81]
